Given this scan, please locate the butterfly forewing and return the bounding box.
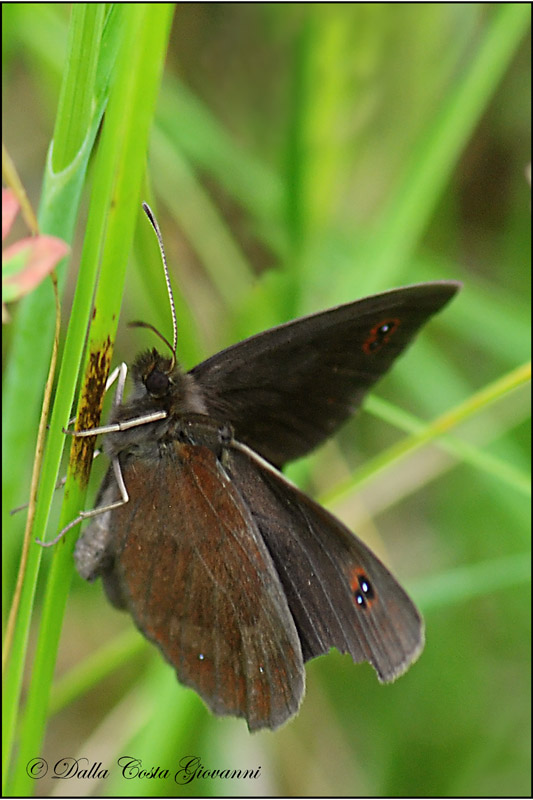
[191,282,460,467]
[98,441,305,731]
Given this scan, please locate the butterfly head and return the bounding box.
[130,348,207,418]
[133,348,176,399]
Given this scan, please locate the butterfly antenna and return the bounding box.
[142,202,178,366]
[128,320,176,359]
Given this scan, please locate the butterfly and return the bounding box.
[71,204,460,731]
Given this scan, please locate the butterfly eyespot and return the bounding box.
[350,568,375,610]
[145,369,170,397]
[198,653,205,661]
[362,317,401,355]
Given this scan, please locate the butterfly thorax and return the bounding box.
[104,349,209,460]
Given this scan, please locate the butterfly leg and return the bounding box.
[38,455,129,548]
[73,455,129,580]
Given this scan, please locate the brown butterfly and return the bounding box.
[71,204,460,731]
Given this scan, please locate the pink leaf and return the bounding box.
[2,235,70,303]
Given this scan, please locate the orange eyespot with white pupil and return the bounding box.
[350,568,375,610]
[362,318,401,355]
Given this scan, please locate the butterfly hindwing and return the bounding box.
[224,442,424,682]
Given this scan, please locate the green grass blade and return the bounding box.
[5,6,174,795]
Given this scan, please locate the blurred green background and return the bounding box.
[3,4,530,797]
